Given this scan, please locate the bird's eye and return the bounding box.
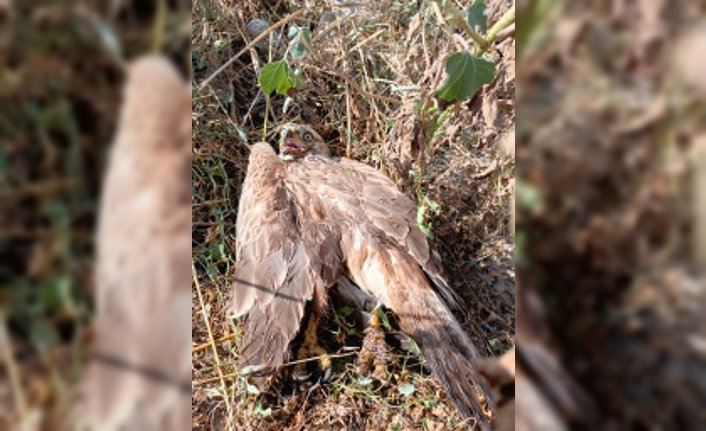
[303,132,313,143]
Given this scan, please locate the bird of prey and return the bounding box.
[231,124,494,427]
[77,57,192,430]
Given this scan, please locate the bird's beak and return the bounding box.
[280,131,305,154]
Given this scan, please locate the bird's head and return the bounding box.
[278,124,330,160]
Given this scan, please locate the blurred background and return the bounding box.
[517,0,706,429]
[192,0,514,429]
[0,1,189,429]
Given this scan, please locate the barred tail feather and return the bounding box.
[393,287,495,429]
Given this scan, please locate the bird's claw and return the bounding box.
[356,320,389,381]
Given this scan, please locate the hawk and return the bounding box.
[232,124,494,427]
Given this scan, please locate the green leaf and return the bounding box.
[408,338,422,356]
[436,51,495,102]
[337,305,354,317]
[398,382,416,397]
[516,180,544,215]
[467,0,487,34]
[377,309,392,331]
[288,24,312,60]
[258,60,294,96]
[288,24,311,43]
[255,401,272,417]
[417,204,433,238]
[290,67,306,89]
[290,42,308,60]
[416,197,440,239]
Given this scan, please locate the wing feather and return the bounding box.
[289,156,457,306]
[232,143,337,374]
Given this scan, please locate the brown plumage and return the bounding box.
[232,124,494,427]
[78,57,191,430]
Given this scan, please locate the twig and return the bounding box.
[192,332,236,353]
[192,350,360,387]
[192,263,233,420]
[151,0,166,53]
[349,29,385,53]
[345,83,352,157]
[433,1,487,50]
[196,9,305,93]
[0,178,79,199]
[316,68,401,105]
[207,85,250,148]
[0,313,27,424]
[432,1,516,55]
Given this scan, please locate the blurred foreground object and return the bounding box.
[76,56,191,430]
[517,1,706,429]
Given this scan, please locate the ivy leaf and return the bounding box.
[258,60,294,96]
[288,24,312,60]
[467,0,487,34]
[435,51,495,102]
[290,67,306,89]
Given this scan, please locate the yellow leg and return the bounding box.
[369,307,382,328]
[294,314,332,381]
[357,307,388,381]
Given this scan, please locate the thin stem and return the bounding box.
[151,0,166,53]
[196,9,305,93]
[192,263,233,421]
[192,351,360,387]
[479,5,516,54]
[434,1,516,55]
[263,94,271,141]
[0,313,27,424]
[435,0,488,50]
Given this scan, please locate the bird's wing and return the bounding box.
[232,143,339,374]
[290,156,459,307]
[288,155,493,426]
[79,56,192,431]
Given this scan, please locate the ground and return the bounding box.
[191,1,515,430]
[517,0,706,428]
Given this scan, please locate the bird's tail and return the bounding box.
[390,282,495,429]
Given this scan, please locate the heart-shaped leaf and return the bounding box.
[258,60,294,96]
[435,51,495,102]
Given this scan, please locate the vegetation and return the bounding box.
[192,0,515,429]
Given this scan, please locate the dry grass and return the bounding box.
[191,0,515,429]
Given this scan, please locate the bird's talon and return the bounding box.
[356,309,389,381]
[293,367,312,382]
